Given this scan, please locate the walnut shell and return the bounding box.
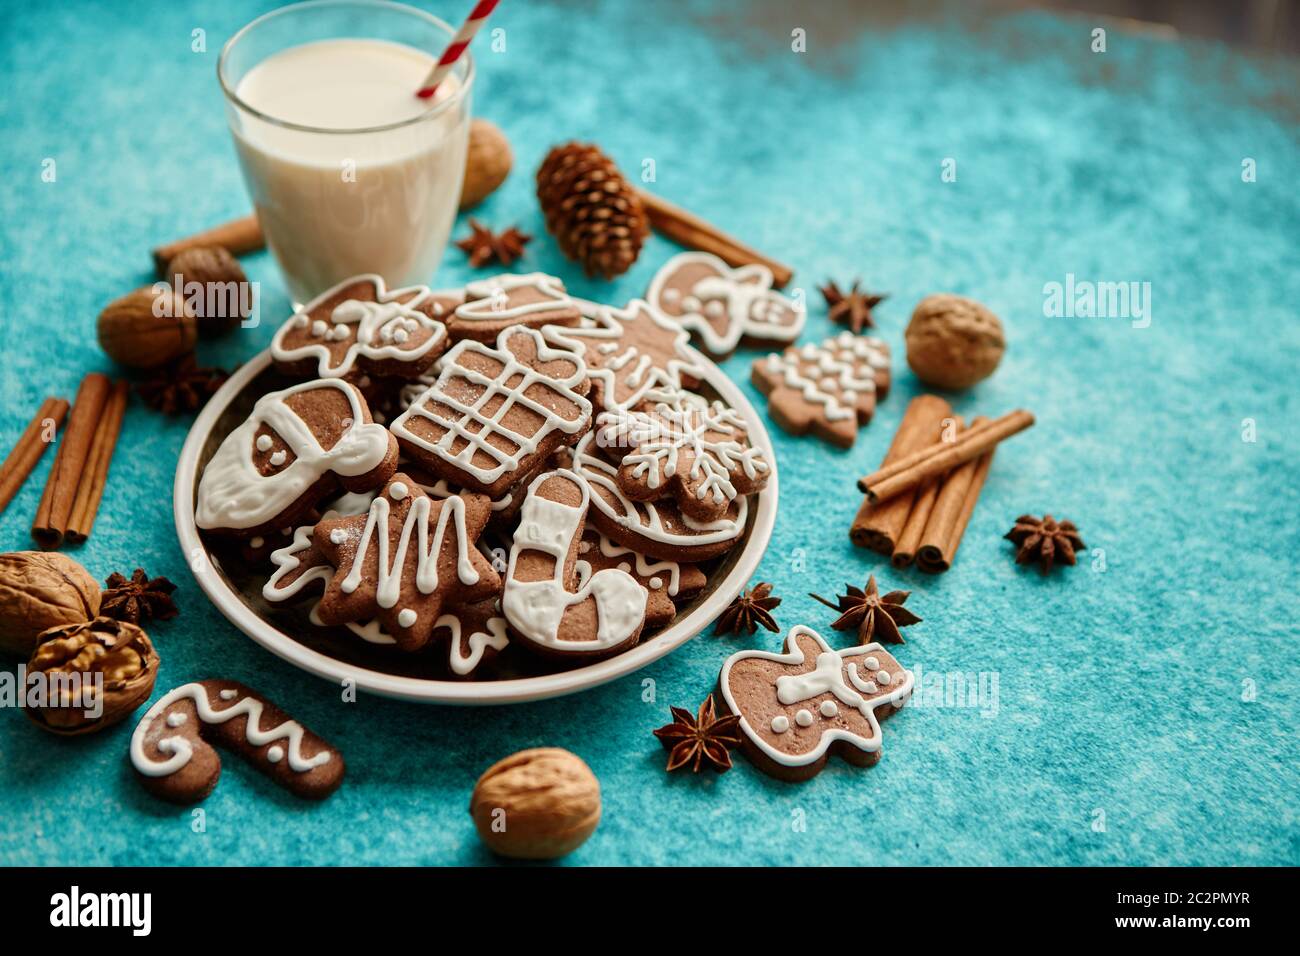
[459,119,513,210]
[0,552,101,657]
[165,246,249,336]
[97,286,198,369]
[469,747,601,859]
[25,617,159,735]
[905,293,1005,390]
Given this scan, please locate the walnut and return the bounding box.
[26,617,159,735]
[0,552,101,656]
[469,748,601,859]
[460,119,513,210]
[165,245,250,336]
[905,293,1006,390]
[97,286,197,369]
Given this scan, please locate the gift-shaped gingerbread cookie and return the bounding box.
[751,332,891,448]
[542,299,706,412]
[195,379,398,537]
[597,392,769,522]
[646,252,804,357]
[718,626,913,781]
[390,325,593,498]
[313,474,502,651]
[447,272,582,343]
[271,274,458,381]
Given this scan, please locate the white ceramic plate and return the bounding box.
[174,346,778,705]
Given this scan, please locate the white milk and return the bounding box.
[231,38,470,303]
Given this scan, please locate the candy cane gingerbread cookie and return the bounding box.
[195,379,397,538]
[447,272,581,343]
[719,626,913,782]
[271,274,459,381]
[646,252,804,358]
[751,332,891,448]
[130,680,344,804]
[502,469,647,659]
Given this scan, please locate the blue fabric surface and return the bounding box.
[1,0,1297,866]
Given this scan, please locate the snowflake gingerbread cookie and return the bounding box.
[751,332,891,448]
[271,274,459,381]
[597,391,770,522]
[718,625,913,782]
[390,325,593,498]
[646,252,805,357]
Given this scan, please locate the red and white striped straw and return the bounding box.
[415,0,501,100]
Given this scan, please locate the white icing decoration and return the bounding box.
[586,532,683,595]
[166,712,187,728]
[309,603,400,646]
[761,332,888,422]
[425,475,512,512]
[256,435,273,452]
[648,576,663,590]
[771,715,790,734]
[455,273,572,324]
[438,613,510,675]
[719,627,914,769]
[267,745,284,763]
[269,450,287,467]
[820,700,838,718]
[389,481,409,500]
[597,392,768,507]
[270,273,447,378]
[397,608,418,628]
[876,669,892,686]
[864,656,880,669]
[330,529,347,545]
[130,683,331,777]
[796,709,815,727]
[502,470,646,652]
[195,379,391,531]
[646,251,805,353]
[572,432,747,548]
[391,326,592,488]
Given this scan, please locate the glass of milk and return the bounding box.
[219,0,474,305]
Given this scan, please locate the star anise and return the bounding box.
[821,279,888,333]
[101,569,179,624]
[653,694,743,773]
[455,219,532,268]
[714,581,781,636]
[810,575,920,645]
[1004,514,1085,574]
[136,354,229,415]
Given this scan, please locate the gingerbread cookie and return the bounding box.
[433,599,511,677]
[572,432,748,561]
[576,530,705,628]
[195,378,397,537]
[751,332,891,448]
[448,273,581,343]
[718,626,913,782]
[597,392,770,522]
[541,299,706,412]
[130,680,344,804]
[646,252,804,357]
[390,325,593,499]
[271,275,457,381]
[502,469,646,659]
[313,474,501,651]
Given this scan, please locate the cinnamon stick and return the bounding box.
[66,380,130,544]
[917,444,994,574]
[32,374,111,549]
[858,409,1034,501]
[915,418,988,574]
[891,478,941,568]
[637,188,793,288]
[152,213,264,274]
[850,394,951,554]
[0,397,70,515]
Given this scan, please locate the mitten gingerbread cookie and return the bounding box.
[718,626,913,782]
[130,680,344,804]
[390,325,593,499]
[646,252,804,357]
[597,392,770,522]
[542,299,706,412]
[271,274,457,381]
[751,332,891,448]
[576,530,706,628]
[572,432,749,561]
[447,272,581,343]
[196,379,397,537]
[313,474,502,651]
[502,469,647,659]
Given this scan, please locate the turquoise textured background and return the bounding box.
[1,0,1297,866]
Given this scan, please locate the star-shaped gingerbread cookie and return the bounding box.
[313,474,501,651]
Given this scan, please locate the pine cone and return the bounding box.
[536,143,649,279]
